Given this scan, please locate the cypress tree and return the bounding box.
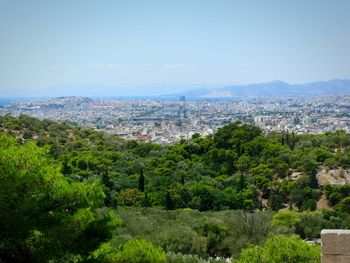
[309,171,318,189]
[180,174,185,185]
[239,173,246,190]
[138,168,145,192]
[286,131,290,146]
[291,131,296,149]
[165,191,174,210]
[62,160,71,175]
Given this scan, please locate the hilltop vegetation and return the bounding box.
[1,114,350,262]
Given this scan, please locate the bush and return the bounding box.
[91,239,166,263]
[296,211,333,239]
[115,239,166,263]
[166,252,226,263]
[235,235,320,263]
[271,210,301,233]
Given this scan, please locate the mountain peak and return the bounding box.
[171,79,350,98]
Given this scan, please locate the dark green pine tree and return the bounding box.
[61,160,71,175]
[138,168,145,192]
[309,171,318,189]
[165,191,174,210]
[291,131,296,150]
[102,169,113,207]
[239,173,246,190]
[180,174,185,185]
[286,131,290,147]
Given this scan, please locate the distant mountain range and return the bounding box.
[165,79,350,98]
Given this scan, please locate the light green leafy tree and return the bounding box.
[91,239,166,263]
[235,235,320,263]
[272,210,301,234]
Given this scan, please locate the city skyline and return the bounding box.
[3,95,350,144]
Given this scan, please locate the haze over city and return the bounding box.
[1,0,350,97]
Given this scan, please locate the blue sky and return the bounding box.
[1,0,350,96]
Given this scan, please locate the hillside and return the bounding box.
[1,114,350,262]
[169,79,350,98]
[1,114,350,211]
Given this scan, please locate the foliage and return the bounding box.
[3,114,350,261]
[0,132,121,262]
[166,252,226,263]
[295,211,337,239]
[272,210,301,228]
[112,208,273,259]
[91,239,166,263]
[3,114,348,213]
[114,239,166,263]
[235,235,320,263]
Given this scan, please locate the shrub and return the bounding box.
[167,252,227,263]
[91,239,166,263]
[235,235,320,263]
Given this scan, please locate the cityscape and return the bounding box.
[2,94,350,144]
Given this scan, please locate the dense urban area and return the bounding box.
[1,95,350,144]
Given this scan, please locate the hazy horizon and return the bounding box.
[1,78,350,99]
[1,0,350,97]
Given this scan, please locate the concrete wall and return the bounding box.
[321,229,350,263]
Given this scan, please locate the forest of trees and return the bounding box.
[1,114,350,262]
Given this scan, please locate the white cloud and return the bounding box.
[83,64,128,69]
[162,63,186,70]
[48,65,57,70]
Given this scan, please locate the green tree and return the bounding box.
[335,196,350,213]
[272,210,301,233]
[268,193,285,211]
[165,191,174,210]
[138,169,145,192]
[0,133,120,262]
[118,188,144,206]
[91,239,166,263]
[236,235,320,263]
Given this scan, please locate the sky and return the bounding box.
[1,0,350,97]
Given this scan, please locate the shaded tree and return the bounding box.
[138,169,145,192]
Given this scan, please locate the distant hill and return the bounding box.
[166,79,350,98]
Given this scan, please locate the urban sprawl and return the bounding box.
[1,95,350,144]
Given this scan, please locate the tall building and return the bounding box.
[179,96,187,119]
